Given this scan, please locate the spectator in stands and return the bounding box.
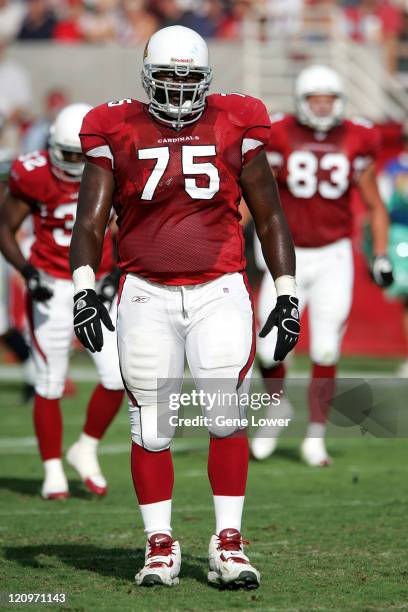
[18,0,57,41]
[0,41,32,155]
[152,0,221,36]
[22,88,68,153]
[79,0,118,43]
[216,0,254,39]
[116,0,158,45]
[53,0,86,42]
[0,0,26,43]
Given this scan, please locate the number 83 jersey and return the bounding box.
[80,94,270,285]
[8,150,114,279]
[266,113,381,248]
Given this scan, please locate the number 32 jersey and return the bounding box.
[8,151,113,279]
[266,114,380,248]
[79,94,270,285]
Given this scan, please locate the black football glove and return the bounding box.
[259,295,300,361]
[73,289,115,353]
[96,267,121,307]
[371,255,394,288]
[21,263,53,302]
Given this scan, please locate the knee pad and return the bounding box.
[129,404,174,452]
[98,371,124,391]
[310,342,340,367]
[35,378,64,400]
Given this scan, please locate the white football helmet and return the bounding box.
[295,65,345,132]
[142,26,213,129]
[49,103,92,181]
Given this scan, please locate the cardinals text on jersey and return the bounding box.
[266,114,381,247]
[8,151,114,279]
[79,93,270,285]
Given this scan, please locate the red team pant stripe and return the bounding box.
[26,293,47,364]
[237,272,256,390]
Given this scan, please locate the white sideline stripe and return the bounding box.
[0,438,207,455]
[0,365,398,381]
[0,500,394,517]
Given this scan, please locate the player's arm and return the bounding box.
[0,191,53,301]
[96,225,121,308]
[358,163,393,288]
[240,150,299,361]
[69,162,115,353]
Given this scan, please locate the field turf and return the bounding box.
[1,358,408,611]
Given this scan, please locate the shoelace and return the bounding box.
[217,534,249,552]
[147,538,175,567]
[217,534,250,564]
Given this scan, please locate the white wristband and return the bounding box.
[275,275,297,297]
[73,265,96,293]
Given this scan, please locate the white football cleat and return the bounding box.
[251,397,294,461]
[135,533,181,587]
[300,437,332,467]
[41,459,69,500]
[208,528,260,589]
[66,434,107,496]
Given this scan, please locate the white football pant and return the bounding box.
[117,273,254,452]
[255,237,354,367]
[27,273,123,399]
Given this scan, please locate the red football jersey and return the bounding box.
[79,93,270,285]
[267,114,380,247]
[8,150,113,279]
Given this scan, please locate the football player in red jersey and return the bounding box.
[251,65,393,466]
[70,26,299,589]
[0,104,125,500]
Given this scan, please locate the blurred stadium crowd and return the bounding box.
[0,0,406,47]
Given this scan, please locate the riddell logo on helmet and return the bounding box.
[171,57,193,63]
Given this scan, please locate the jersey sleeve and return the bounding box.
[240,97,271,166]
[265,113,287,169]
[352,121,381,174]
[79,106,114,173]
[8,159,38,206]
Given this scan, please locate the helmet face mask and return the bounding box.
[48,103,92,181]
[142,26,213,130]
[295,65,345,132]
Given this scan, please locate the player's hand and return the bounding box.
[371,255,394,288]
[21,263,53,302]
[97,267,121,307]
[73,289,115,353]
[259,295,300,361]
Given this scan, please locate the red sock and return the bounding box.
[33,394,62,461]
[260,363,286,396]
[131,443,174,505]
[83,385,124,440]
[309,364,336,424]
[208,433,249,496]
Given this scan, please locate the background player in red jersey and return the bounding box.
[69,26,299,589]
[251,65,393,466]
[0,104,124,500]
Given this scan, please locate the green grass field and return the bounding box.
[1,358,408,611]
